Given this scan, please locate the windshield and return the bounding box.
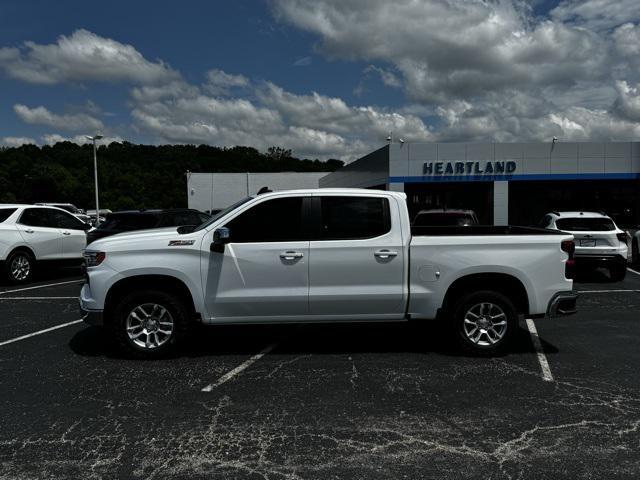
[193,197,254,232]
[413,213,477,227]
[556,218,615,231]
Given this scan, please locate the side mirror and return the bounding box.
[83,222,92,231]
[210,227,231,253]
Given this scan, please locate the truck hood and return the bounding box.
[87,227,185,250]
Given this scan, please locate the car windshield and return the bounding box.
[413,213,476,226]
[99,213,160,230]
[556,218,615,231]
[193,197,254,232]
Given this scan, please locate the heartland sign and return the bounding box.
[423,160,517,176]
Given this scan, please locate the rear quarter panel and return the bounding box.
[409,234,573,318]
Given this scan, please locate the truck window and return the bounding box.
[318,196,390,240]
[224,197,305,243]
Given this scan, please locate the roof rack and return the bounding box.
[551,211,560,216]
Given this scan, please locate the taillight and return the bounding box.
[561,240,575,256]
[561,240,575,279]
[617,232,629,243]
[83,250,106,267]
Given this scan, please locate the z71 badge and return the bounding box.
[168,240,195,246]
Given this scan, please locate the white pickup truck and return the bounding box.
[79,189,577,357]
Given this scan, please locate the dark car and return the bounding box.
[86,208,210,244]
[412,209,479,227]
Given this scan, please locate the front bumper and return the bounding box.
[546,291,578,317]
[79,303,104,326]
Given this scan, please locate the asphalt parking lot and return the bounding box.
[1,268,640,479]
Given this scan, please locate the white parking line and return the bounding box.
[525,318,554,382]
[201,342,278,392]
[0,279,83,296]
[0,297,77,300]
[628,267,640,276]
[0,319,84,348]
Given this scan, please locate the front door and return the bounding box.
[203,195,310,320]
[48,209,87,258]
[308,195,405,318]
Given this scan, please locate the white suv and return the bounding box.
[0,205,89,283]
[540,211,628,281]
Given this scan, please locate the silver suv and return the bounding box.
[540,211,628,281]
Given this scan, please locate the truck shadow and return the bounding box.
[69,319,558,360]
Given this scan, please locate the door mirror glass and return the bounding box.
[210,227,231,252]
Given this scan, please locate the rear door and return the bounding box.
[308,194,405,318]
[204,195,310,320]
[16,208,63,259]
[48,209,87,258]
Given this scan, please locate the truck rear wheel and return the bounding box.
[110,290,190,358]
[452,290,517,356]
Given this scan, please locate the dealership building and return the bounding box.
[319,142,640,227]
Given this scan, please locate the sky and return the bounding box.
[1,0,640,161]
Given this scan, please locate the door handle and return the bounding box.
[374,249,398,259]
[280,251,304,260]
[24,229,34,234]
[62,231,71,236]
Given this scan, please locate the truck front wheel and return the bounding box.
[452,290,517,356]
[110,290,190,358]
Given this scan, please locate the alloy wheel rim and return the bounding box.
[126,303,175,350]
[463,302,508,346]
[10,255,30,281]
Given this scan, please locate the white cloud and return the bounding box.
[551,0,640,30]
[0,29,179,85]
[204,69,250,95]
[41,133,123,145]
[14,104,104,131]
[1,136,36,147]
[129,72,433,160]
[273,1,611,103]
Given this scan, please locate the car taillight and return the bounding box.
[561,240,575,279]
[617,232,629,242]
[83,251,106,267]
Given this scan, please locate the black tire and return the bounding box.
[633,239,639,266]
[451,290,518,356]
[4,250,35,284]
[609,264,627,282]
[109,290,190,358]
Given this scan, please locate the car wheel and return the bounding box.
[5,250,34,284]
[633,239,639,265]
[609,265,627,282]
[110,290,190,358]
[452,290,517,356]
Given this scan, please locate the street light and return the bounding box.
[85,134,103,225]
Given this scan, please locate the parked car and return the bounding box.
[539,211,628,281]
[36,203,92,225]
[413,209,479,226]
[86,208,210,245]
[80,189,576,358]
[0,204,89,283]
[86,209,113,225]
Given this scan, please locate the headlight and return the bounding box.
[83,250,106,267]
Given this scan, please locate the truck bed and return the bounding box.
[410,225,565,236]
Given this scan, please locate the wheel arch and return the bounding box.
[441,272,529,316]
[104,274,198,323]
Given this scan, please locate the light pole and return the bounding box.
[85,134,103,225]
